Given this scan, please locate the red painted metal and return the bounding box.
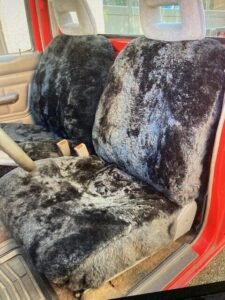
[109,38,131,56]
[37,0,52,49]
[164,119,225,290]
[28,0,42,51]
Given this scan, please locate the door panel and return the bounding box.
[0,53,40,124]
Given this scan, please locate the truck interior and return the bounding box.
[0,0,225,299]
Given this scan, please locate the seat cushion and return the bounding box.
[30,35,114,151]
[93,37,225,206]
[0,156,180,291]
[0,123,62,160]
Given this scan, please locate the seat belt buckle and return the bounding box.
[57,139,71,156]
[74,143,89,157]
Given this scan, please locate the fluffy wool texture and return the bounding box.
[0,37,224,292]
[0,123,62,177]
[30,35,114,151]
[0,35,114,176]
[93,37,225,205]
[0,156,180,290]
[0,123,61,157]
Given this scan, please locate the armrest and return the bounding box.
[0,93,19,105]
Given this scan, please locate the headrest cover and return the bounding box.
[52,0,97,35]
[140,0,206,41]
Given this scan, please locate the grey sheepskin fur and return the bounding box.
[0,35,114,176]
[0,123,62,177]
[0,156,180,291]
[0,123,61,158]
[30,35,114,151]
[93,37,225,205]
[0,37,224,292]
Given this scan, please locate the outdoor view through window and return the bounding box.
[89,0,225,36]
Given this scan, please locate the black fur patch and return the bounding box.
[30,35,114,152]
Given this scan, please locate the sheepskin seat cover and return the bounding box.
[0,35,114,176]
[0,156,179,291]
[30,35,114,150]
[0,37,224,292]
[93,37,225,205]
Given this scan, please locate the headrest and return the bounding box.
[51,0,97,35]
[139,0,206,41]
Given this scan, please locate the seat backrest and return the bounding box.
[30,35,114,151]
[93,2,225,205]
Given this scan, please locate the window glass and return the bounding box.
[0,0,32,55]
[161,5,181,24]
[88,0,225,37]
[204,0,225,37]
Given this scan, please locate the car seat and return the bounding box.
[0,1,114,175]
[0,0,224,293]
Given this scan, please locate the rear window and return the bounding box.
[87,0,225,38]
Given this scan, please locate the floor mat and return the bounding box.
[0,238,55,300]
